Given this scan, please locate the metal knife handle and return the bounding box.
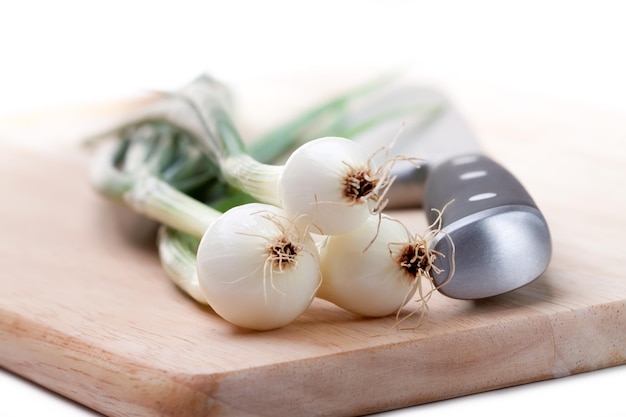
[423,153,552,299]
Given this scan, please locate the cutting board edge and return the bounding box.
[3,299,624,417]
[0,306,221,417]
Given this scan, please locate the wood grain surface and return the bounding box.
[1,79,625,417]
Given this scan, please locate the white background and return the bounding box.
[1,1,625,416]
[2,0,626,116]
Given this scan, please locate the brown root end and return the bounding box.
[267,236,300,271]
[397,242,433,281]
[389,201,456,331]
[343,167,379,201]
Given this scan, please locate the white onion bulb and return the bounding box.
[318,214,429,317]
[196,203,321,330]
[279,136,380,235]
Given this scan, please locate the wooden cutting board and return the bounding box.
[1,79,625,417]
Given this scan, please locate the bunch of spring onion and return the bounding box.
[89,73,449,330]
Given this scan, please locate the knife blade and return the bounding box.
[350,85,552,300]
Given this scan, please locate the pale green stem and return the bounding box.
[124,175,219,239]
[157,226,207,304]
[172,87,287,205]
[219,154,283,206]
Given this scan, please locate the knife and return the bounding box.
[350,86,552,300]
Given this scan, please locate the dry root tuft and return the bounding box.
[233,209,318,304]
[387,200,456,330]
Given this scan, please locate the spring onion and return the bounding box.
[318,206,454,323]
[178,84,409,235]
[196,203,321,330]
[127,176,321,331]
